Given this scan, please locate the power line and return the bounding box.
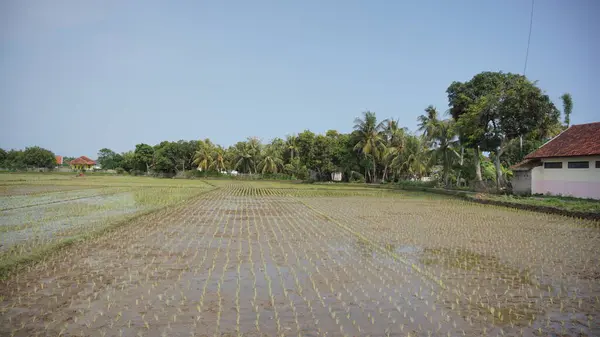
[523,0,535,75]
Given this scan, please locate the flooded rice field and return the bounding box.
[1,183,599,336]
[0,178,213,270]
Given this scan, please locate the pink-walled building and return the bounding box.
[511,122,600,199]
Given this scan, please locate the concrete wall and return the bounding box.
[532,156,600,199]
[512,170,532,195]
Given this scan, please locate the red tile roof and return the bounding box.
[524,122,600,159]
[70,156,96,165]
[510,158,541,170]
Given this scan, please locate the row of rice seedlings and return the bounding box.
[257,198,309,336]
[3,205,169,335]
[274,190,424,335]
[304,196,529,335]
[0,187,129,211]
[156,191,225,337]
[252,198,286,335]
[274,198,370,335]
[214,196,236,336]
[271,206,337,335]
[277,196,454,336]
[301,193,600,336]
[234,185,323,335]
[0,188,220,330]
[100,190,222,336]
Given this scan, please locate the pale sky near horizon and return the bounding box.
[1,0,598,157]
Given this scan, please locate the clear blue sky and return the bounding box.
[1,0,598,157]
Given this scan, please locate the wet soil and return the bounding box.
[1,186,598,336]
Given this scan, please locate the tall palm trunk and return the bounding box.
[372,159,377,183]
[456,146,464,187]
[382,164,388,182]
[443,151,449,187]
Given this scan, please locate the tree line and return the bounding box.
[2,71,573,189]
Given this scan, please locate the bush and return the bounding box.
[115,167,126,174]
[395,179,437,189]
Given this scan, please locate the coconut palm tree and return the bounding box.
[417,105,439,143]
[430,119,460,186]
[353,111,385,183]
[258,144,283,174]
[210,145,227,173]
[285,135,298,161]
[193,139,214,172]
[380,118,408,181]
[391,135,430,179]
[234,138,261,174]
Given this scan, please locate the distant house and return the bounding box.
[511,122,600,199]
[331,172,342,181]
[70,156,96,171]
[55,155,63,166]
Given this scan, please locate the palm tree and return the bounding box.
[561,93,573,127]
[381,118,408,181]
[430,120,459,186]
[391,135,430,179]
[417,105,439,143]
[193,139,214,172]
[285,135,298,161]
[234,138,261,174]
[258,144,283,174]
[382,118,407,148]
[353,111,385,183]
[210,145,227,172]
[381,145,398,182]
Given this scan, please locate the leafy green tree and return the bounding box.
[561,93,573,127]
[62,156,75,167]
[448,71,560,189]
[152,141,190,174]
[97,148,123,170]
[353,111,385,183]
[4,150,25,170]
[134,143,154,174]
[296,130,316,169]
[23,146,56,169]
[311,134,335,179]
[0,148,6,168]
[120,151,136,172]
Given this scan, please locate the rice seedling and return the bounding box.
[0,178,598,336]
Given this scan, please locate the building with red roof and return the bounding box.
[69,156,96,171]
[511,122,600,199]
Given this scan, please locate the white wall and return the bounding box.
[532,156,600,199]
[512,170,532,195]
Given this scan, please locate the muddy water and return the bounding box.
[0,186,598,336]
[0,192,146,251]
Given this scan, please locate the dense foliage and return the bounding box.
[1,72,568,189]
[0,146,56,170]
